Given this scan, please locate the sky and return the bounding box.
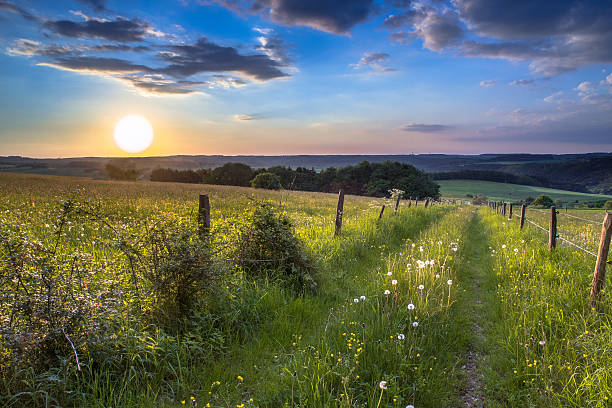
[0,0,611,157]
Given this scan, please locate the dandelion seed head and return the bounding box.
[384,289,391,295]
[418,285,424,290]
[447,280,453,285]
[379,380,387,389]
[360,295,366,301]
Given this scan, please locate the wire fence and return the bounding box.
[514,208,612,265]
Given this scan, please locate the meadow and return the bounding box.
[438,179,612,204]
[1,172,611,407]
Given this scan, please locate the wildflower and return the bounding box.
[435,274,440,278]
[452,247,458,251]
[398,334,405,340]
[438,241,442,245]
[387,271,393,276]
[379,381,388,389]
[502,244,506,249]
[538,340,546,346]
[417,260,425,268]
[419,246,423,252]
[447,280,453,285]
[360,295,366,301]
[392,279,398,285]
[418,285,424,290]
[237,375,244,381]
[406,405,415,408]
[430,259,435,265]
[384,289,391,295]
[408,303,415,310]
[412,321,419,327]
[514,248,518,253]
[354,298,359,303]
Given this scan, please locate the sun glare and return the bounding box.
[113,115,154,153]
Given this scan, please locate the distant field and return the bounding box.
[438,179,612,203]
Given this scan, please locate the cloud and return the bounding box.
[0,0,42,22]
[39,56,154,74]
[509,79,535,86]
[75,0,109,12]
[158,37,289,80]
[6,39,75,57]
[479,79,496,87]
[43,16,159,42]
[254,27,291,65]
[576,81,595,93]
[401,123,451,132]
[234,114,258,120]
[208,0,376,34]
[353,52,395,72]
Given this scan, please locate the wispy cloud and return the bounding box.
[401,123,452,132]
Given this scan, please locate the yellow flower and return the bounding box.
[181,401,186,405]
[237,375,244,381]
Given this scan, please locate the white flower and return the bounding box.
[379,380,387,390]
[447,280,453,285]
[387,271,393,276]
[408,303,415,310]
[392,279,398,285]
[452,247,458,252]
[437,241,442,245]
[417,260,425,268]
[514,248,518,253]
[419,246,424,252]
[521,240,525,243]
[502,244,507,249]
[360,295,366,301]
[435,274,440,279]
[430,259,435,265]
[353,298,359,303]
[418,285,424,290]
[398,333,405,340]
[412,321,419,327]
[384,289,391,295]
[406,405,415,408]
[539,340,546,346]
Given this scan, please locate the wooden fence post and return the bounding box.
[408,199,412,208]
[198,194,211,238]
[520,204,526,229]
[509,203,513,219]
[425,198,429,208]
[393,193,402,215]
[503,202,507,216]
[335,189,344,236]
[415,199,418,207]
[378,204,385,220]
[590,212,612,304]
[549,206,557,252]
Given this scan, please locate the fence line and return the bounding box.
[558,212,602,225]
[509,209,612,265]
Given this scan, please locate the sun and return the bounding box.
[113,114,154,153]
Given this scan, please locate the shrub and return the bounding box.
[605,201,612,210]
[471,193,487,205]
[235,202,315,292]
[532,195,554,208]
[251,172,282,190]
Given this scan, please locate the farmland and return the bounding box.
[1,172,612,407]
[438,179,612,204]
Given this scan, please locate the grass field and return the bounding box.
[438,179,612,204]
[1,172,612,407]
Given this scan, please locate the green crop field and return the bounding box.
[438,179,612,204]
[1,172,612,407]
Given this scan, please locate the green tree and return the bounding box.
[532,195,554,208]
[203,162,253,186]
[105,163,139,180]
[472,193,487,205]
[604,201,612,210]
[251,172,281,190]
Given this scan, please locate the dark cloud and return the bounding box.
[382,11,420,30]
[159,37,288,80]
[76,0,109,12]
[7,39,75,57]
[41,56,154,73]
[0,0,42,22]
[83,44,151,52]
[43,17,156,42]
[119,75,203,95]
[209,0,376,34]
[454,0,612,74]
[402,123,451,132]
[385,7,463,51]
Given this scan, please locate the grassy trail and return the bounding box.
[454,209,501,407]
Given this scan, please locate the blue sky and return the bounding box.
[0,0,611,157]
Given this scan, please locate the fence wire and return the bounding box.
[514,212,612,265]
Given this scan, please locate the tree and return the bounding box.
[605,201,612,210]
[524,196,535,205]
[203,162,253,186]
[105,163,139,180]
[251,172,281,190]
[532,195,554,208]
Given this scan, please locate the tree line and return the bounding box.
[144,161,440,199]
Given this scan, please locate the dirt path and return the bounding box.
[456,209,495,407]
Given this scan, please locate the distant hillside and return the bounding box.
[1,153,611,194]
